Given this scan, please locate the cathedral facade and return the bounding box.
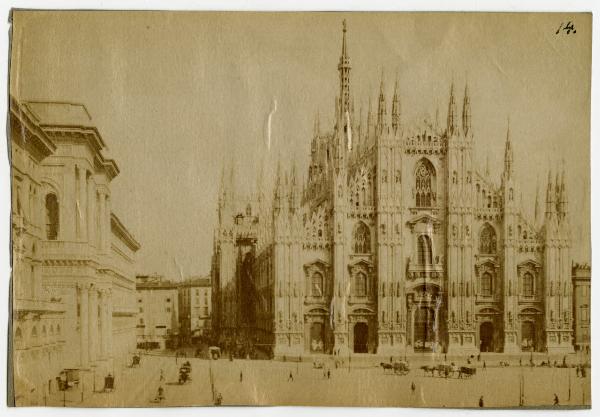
[211,21,574,357]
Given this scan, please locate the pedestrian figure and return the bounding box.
[390,356,393,363]
[411,382,416,394]
[156,386,165,402]
[160,369,164,381]
[288,371,294,382]
[479,396,484,407]
[240,371,243,382]
[477,353,481,362]
[483,361,486,369]
[553,393,559,406]
[327,369,331,379]
[576,365,580,378]
[519,358,522,367]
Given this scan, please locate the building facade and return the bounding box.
[211,21,577,358]
[572,263,591,352]
[136,274,180,350]
[10,97,141,403]
[10,97,66,406]
[178,276,212,344]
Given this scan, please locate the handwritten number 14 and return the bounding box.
[556,21,576,35]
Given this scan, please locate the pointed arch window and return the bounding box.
[45,193,59,240]
[353,222,371,254]
[417,235,433,265]
[479,223,497,254]
[415,159,436,207]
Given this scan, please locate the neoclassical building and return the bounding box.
[211,21,575,357]
[10,96,65,406]
[10,97,140,404]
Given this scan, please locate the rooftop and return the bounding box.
[23,101,94,128]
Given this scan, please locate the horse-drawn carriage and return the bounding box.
[458,366,477,378]
[130,354,141,368]
[420,364,476,379]
[56,369,80,391]
[209,346,221,360]
[178,361,192,384]
[103,373,115,392]
[380,361,410,375]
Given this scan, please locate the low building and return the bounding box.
[572,263,591,353]
[135,275,179,350]
[178,276,212,344]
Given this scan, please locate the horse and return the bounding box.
[380,362,394,373]
[420,365,435,377]
[459,366,477,378]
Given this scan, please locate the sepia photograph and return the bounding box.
[6,9,592,409]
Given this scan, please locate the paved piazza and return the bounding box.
[43,352,590,408]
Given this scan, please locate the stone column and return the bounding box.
[105,195,111,252]
[106,289,113,364]
[79,284,90,367]
[98,290,106,359]
[88,288,98,363]
[87,175,96,246]
[78,166,88,241]
[98,190,106,251]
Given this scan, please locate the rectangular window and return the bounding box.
[481,274,492,296]
[166,307,171,313]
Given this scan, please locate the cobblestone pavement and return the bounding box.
[45,352,591,408]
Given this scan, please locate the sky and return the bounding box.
[9,11,592,279]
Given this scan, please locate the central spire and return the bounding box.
[338,20,352,119]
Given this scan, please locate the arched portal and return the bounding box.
[353,322,368,353]
[310,322,324,353]
[521,321,536,351]
[414,306,435,352]
[479,321,494,352]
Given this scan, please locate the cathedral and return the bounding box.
[211,21,574,357]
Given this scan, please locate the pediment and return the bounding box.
[474,259,500,275]
[407,213,441,227]
[303,259,330,276]
[517,259,542,271]
[347,258,374,273]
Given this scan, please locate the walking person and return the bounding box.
[553,393,559,406]
[479,396,484,408]
[288,371,294,382]
[411,382,416,395]
[240,371,243,383]
[483,361,486,370]
[327,369,331,379]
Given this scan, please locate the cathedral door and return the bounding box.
[353,322,368,353]
[310,322,324,353]
[414,307,435,352]
[479,322,494,352]
[521,321,536,351]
